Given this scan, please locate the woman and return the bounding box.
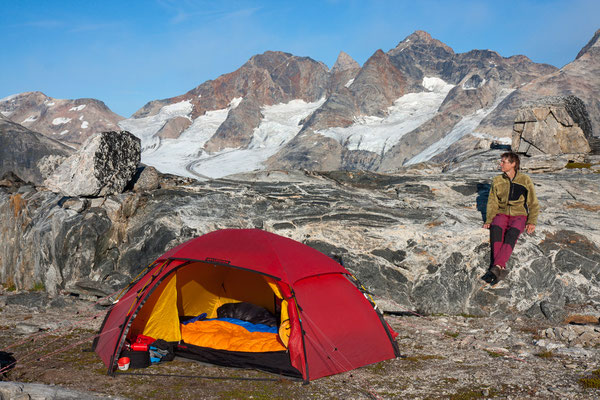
[483,152,539,285]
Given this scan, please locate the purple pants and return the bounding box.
[489,214,527,268]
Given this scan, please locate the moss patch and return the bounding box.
[535,350,554,359]
[484,349,505,358]
[580,369,600,389]
[565,162,593,169]
[448,387,497,400]
[563,314,600,325]
[565,162,600,173]
[365,361,388,375]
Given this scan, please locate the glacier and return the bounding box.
[120,98,324,179]
[316,77,454,155]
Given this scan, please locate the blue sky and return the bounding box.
[1,0,598,117]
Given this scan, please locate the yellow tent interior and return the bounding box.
[128,262,289,346]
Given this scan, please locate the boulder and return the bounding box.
[44,131,140,197]
[512,96,592,156]
[132,165,160,192]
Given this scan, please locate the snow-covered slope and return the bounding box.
[120,98,324,179]
[119,100,195,152]
[406,88,514,164]
[317,77,453,154]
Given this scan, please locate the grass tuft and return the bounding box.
[484,349,504,358]
[31,282,46,292]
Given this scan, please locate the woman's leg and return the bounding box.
[492,215,527,268]
[489,214,508,267]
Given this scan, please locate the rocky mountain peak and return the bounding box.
[576,29,600,59]
[507,54,534,63]
[392,30,454,55]
[1,91,50,109]
[364,49,388,64]
[0,92,123,148]
[407,30,434,42]
[247,50,294,69]
[331,51,360,72]
[350,49,406,116]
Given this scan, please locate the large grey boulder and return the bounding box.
[512,95,592,156]
[44,131,140,197]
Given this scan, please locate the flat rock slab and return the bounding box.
[0,381,126,400]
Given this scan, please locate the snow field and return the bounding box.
[120,97,325,179]
[317,77,454,154]
[188,98,326,178]
[406,88,514,164]
[119,100,194,152]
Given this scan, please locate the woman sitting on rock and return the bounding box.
[482,152,539,285]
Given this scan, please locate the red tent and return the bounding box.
[93,229,399,381]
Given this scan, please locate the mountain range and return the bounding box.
[1,30,598,179]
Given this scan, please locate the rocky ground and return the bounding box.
[1,290,600,399]
[3,149,600,319]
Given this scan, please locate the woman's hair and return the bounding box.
[501,151,520,170]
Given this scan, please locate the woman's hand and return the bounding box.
[483,223,490,229]
[526,224,536,234]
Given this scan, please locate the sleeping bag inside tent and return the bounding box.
[93,229,399,381]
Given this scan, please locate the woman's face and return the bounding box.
[499,157,516,174]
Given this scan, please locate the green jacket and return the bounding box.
[485,171,539,225]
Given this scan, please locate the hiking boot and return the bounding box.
[496,267,509,281]
[481,270,497,285]
[489,265,508,286]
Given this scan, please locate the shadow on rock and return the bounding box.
[476,182,490,222]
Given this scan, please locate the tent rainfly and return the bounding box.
[93,229,399,381]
